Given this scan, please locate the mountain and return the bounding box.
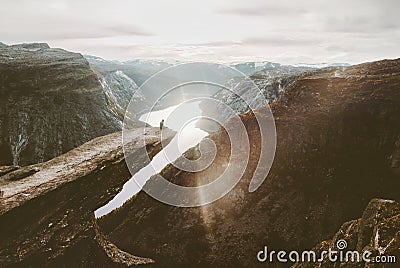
[0,43,121,166]
[8,43,50,51]
[213,65,316,112]
[230,61,282,75]
[86,56,185,114]
[292,62,351,68]
[1,43,397,267]
[197,65,316,132]
[87,56,347,123]
[88,58,146,121]
[87,58,239,114]
[0,44,166,167]
[98,58,400,267]
[85,56,177,87]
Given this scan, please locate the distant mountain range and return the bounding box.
[85,54,350,84]
[85,54,350,124]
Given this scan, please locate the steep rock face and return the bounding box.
[292,198,400,268]
[0,44,121,166]
[99,59,400,267]
[213,65,316,113]
[0,127,174,267]
[197,65,315,131]
[90,62,147,121]
[86,56,177,87]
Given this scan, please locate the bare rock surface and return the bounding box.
[292,198,400,268]
[0,43,121,166]
[0,127,174,267]
[0,166,19,177]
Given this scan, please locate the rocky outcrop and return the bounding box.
[0,43,121,166]
[99,59,400,267]
[292,198,400,268]
[0,127,174,267]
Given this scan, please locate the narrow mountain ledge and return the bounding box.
[0,127,174,267]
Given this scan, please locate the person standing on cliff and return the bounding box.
[160,119,164,130]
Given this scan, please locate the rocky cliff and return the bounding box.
[0,43,121,166]
[1,57,399,267]
[0,127,174,267]
[88,60,147,121]
[292,198,400,268]
[98,59,400,267]
[85,56,177,87]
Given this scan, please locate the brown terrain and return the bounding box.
[99,59,400,267]
[0,58,399,267]
[293,198,400,268]
[0,128,175,267]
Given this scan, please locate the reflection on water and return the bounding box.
[95,102,208,218]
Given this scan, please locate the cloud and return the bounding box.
[181,41,242,48]
[318,0,400,33]
[219,5,307,17]
[1,24,153,42]
[177,36,319,49]
[242,37,319,47]
[324,15,400,33]
[105,26,154,37]
[1,0,399,64]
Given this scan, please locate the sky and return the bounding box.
[1,0,399,64]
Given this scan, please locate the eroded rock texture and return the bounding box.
[0,43,121,166]
[0,127,174,267]
[292,198,400,268]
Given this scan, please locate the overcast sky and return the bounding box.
[1,0,399,64]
